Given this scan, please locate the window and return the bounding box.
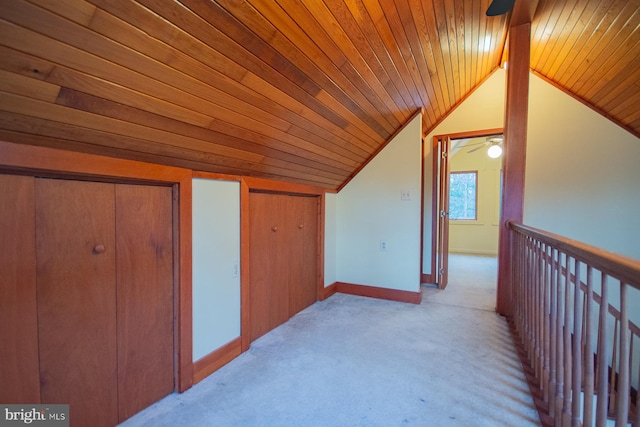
[449,172,477,220]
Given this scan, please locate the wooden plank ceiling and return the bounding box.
[0,0,638,189]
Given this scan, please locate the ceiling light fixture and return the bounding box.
[488,144,503,158]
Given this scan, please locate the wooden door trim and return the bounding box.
[317,193,326,305]
[243,176,326,195]
[240,179,251,352]
[0,140,194,393]
[420,137,428,284]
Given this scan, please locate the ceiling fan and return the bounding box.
[486,0,516,16]
[466,136,504,158]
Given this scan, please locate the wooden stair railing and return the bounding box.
[506,221,640,427]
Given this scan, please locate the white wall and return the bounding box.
[524,73,640,261]
[422,68,640,267]
[333,113,422,292]
[423,69,506,273]
[192,178,241,361]
[525,73,640,344]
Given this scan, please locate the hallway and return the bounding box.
[121,255,540,426]
[425,254,500,312]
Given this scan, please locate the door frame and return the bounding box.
[0,140,194,393]
[423,128,503,287]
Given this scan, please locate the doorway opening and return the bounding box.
[421,128,503,310]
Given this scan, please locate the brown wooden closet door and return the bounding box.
[0,175,40,403]
[36,179,118,427]
[115,184,174,422]
[249,192,289,341]
[287,196,318,317]
[249,192,271,341]
[297,196,319,316]
[250,193,319,341]
[272,194,295,325]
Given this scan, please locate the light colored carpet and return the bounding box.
[120,255,540,426]
[423,254,499,312]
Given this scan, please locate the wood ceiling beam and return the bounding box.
[510,0,540,27]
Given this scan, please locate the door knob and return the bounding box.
[272,226,278,232]
[93,244,106,254]
[298,224,303,229]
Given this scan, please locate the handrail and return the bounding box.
[506,221,640,427]
[570,269,640,338]
[507,221,640,287]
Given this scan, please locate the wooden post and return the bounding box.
[496,22,532,315]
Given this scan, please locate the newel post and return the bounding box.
[496,22,531,316]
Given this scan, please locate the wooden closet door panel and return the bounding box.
[36,179,118,427]
[249,192,273,341]
[288,196,318,317]
[270,194,294,326]
[0,174,40,403]
[115,184,174,422]
[286,195,307,318]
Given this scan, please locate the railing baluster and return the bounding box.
[572,260,583,427]
[543,243,551,406]
[583,265,594,427]
[512,233,518,329]
[512,233,519,329]
[549,247,558,418]
[616,282,630,427]
[504,222,640,427]
[530,237,536,372]
[611,319,619,418]
[563,255,573,427]
[629,336,636,427]
[635,342,640,427]
[536,241,543,382]
[524,238,529,352]
[596,273,609,427]
[523,237,528,358]
[556,251,565,426]
[519,233,525,334]
[518,232,526,332]
[525,239,535,368]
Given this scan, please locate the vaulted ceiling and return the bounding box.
[0,0,638,189]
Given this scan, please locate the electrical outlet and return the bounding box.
[400,189,411,200]
[379,240,388,251]
[232,260,240,278]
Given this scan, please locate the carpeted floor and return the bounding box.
[424,254,500,312]
[119,254,540,426]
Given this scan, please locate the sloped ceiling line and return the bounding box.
[0,0,637,189]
